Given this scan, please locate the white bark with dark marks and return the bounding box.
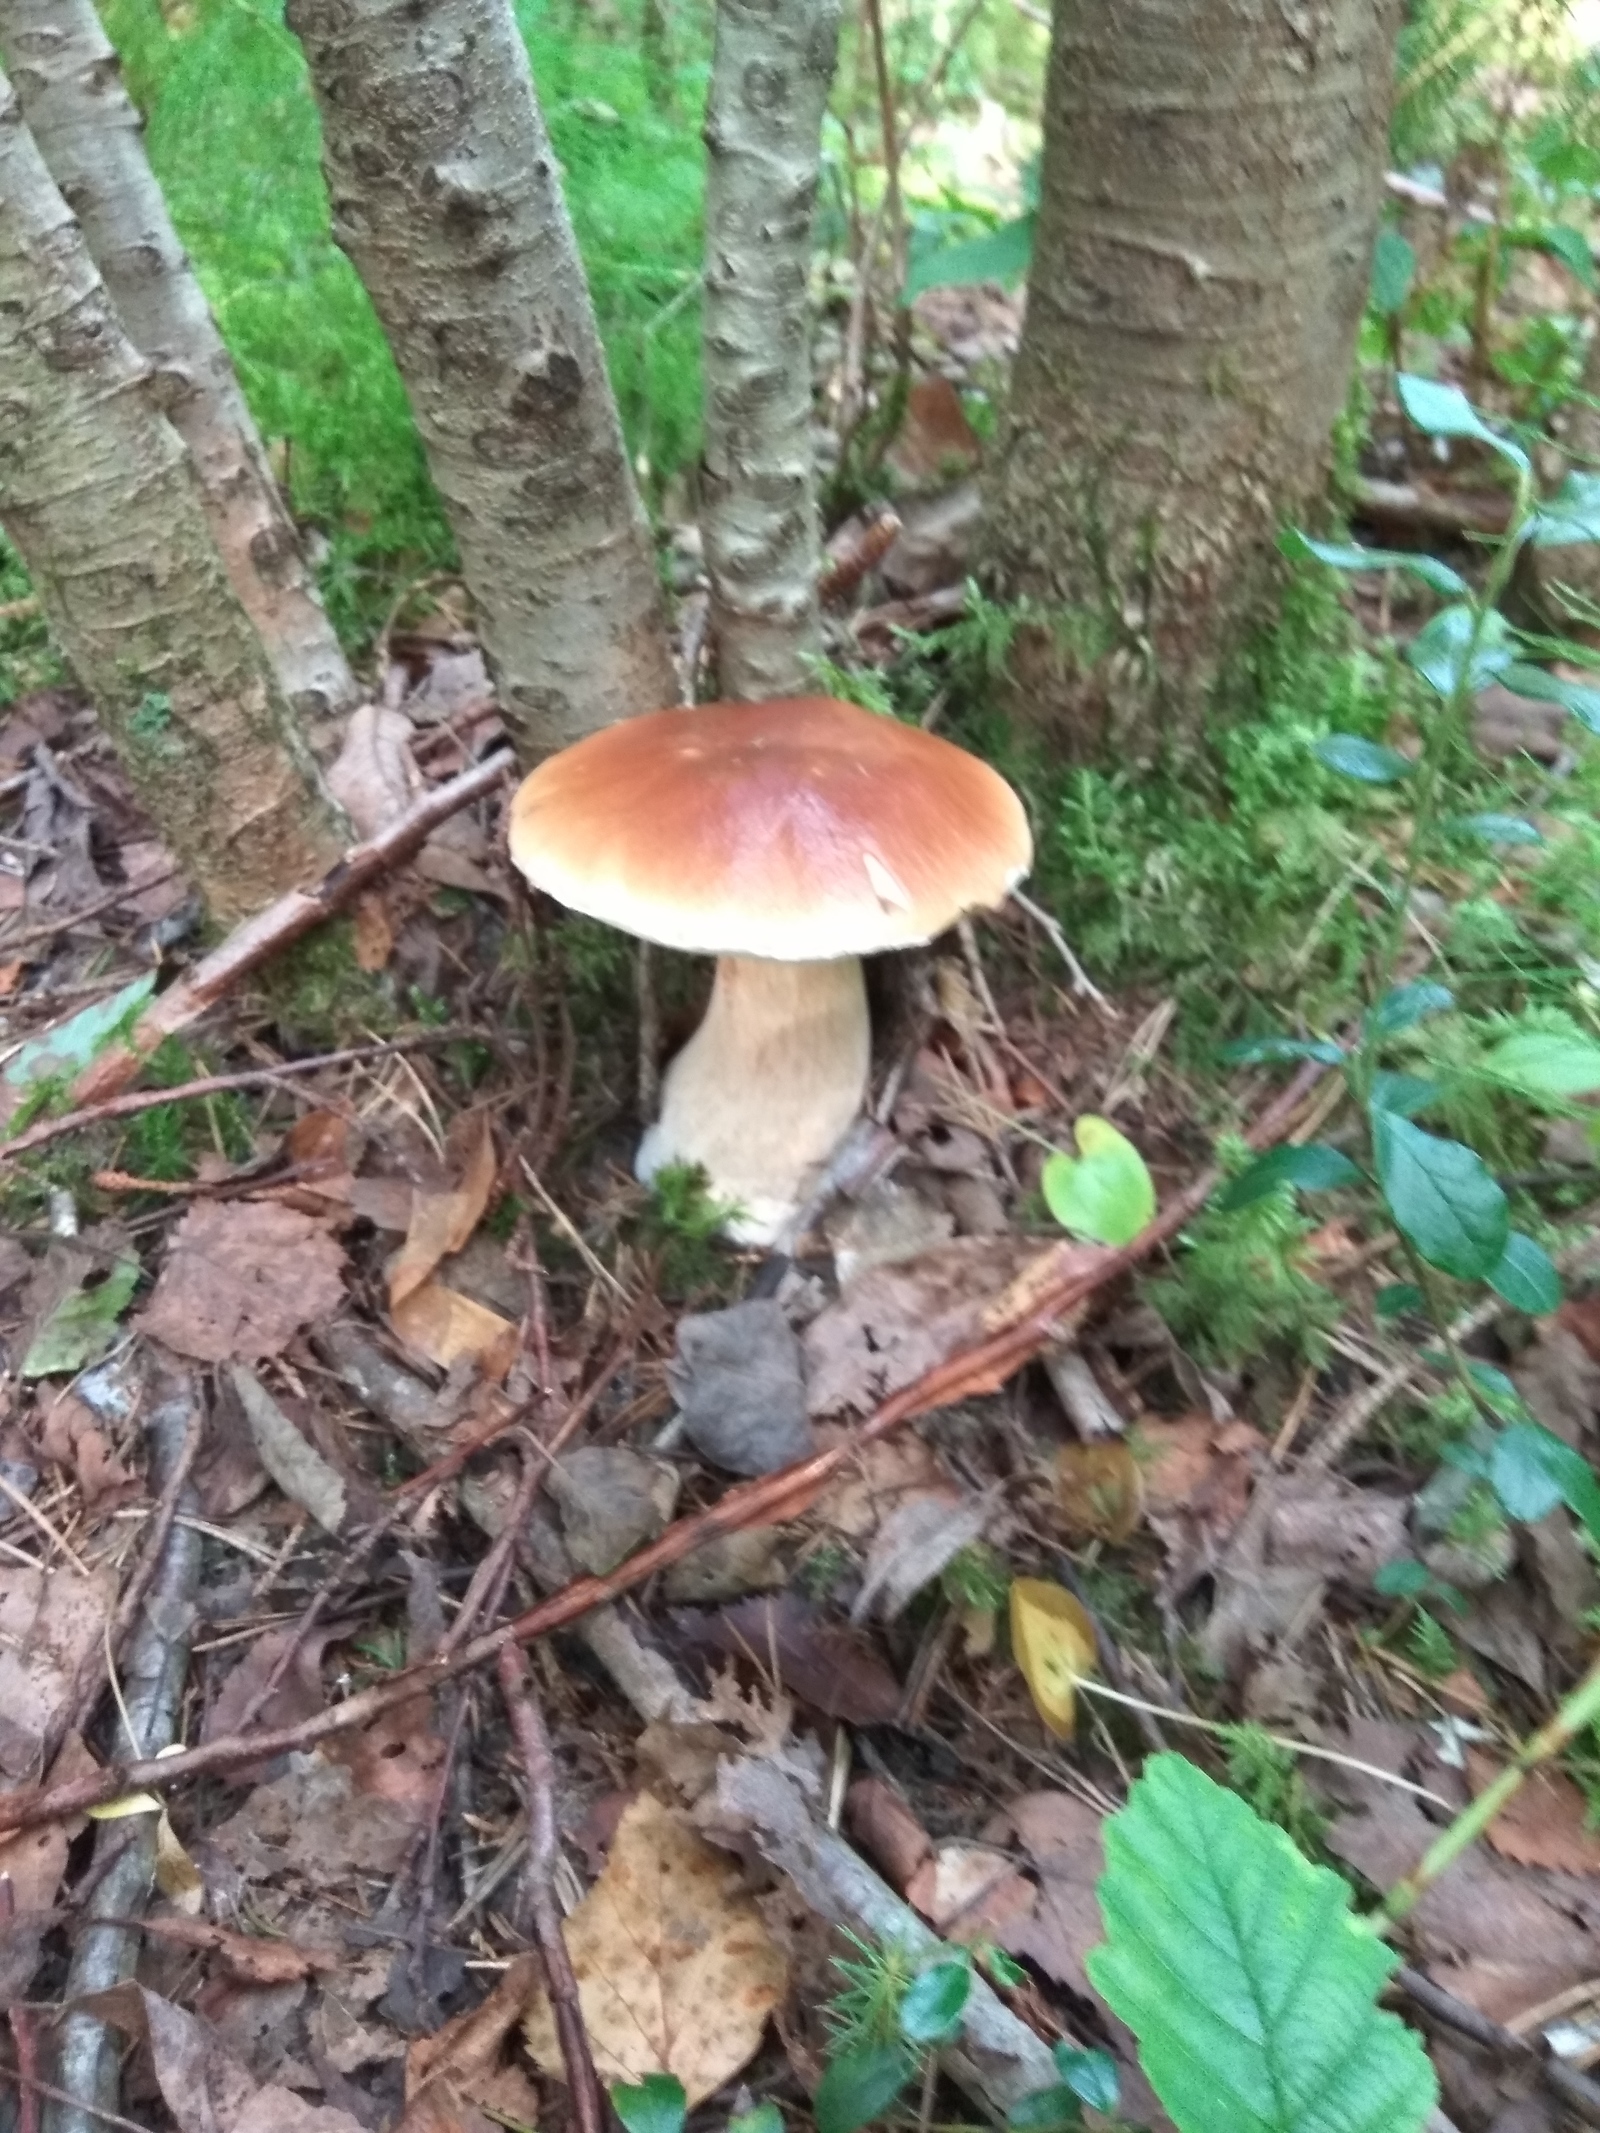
[285,0,676,757]
[0,68,345,922]
[0,0,356,723]
[701,0,838,700]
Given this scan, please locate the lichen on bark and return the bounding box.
[985,0,1404,762]
[0,67,344,923]
[700,0,839,701]
[286,0,676,757]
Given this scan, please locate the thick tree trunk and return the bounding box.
[701,0,838,700]
[985,0,1403,760]
[0,71,344,923]
[286,0,676,756]
[0,0,356,724]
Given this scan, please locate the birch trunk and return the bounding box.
[985,0,1402,760]
[0,71,344,923]
[701,0,839,700]
[0,0,356,724]
[286,0,676,756]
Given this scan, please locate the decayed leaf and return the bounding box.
[1055,1441,1145,1544]
[522,1790,787,2104]
[389,1110,497,1310]
[138,1915,340,1986]
[673,1592,902,1724]
[1465,1749,1600,1874]
[905,1842,1035,1942]
[229,1365,348,1534]
[392,1277,518,1380]
[21,1256,139,1377]
[328,703,420,837]
[86,1983,365,2133]
[397,1955,542,2133]
[37,1386,139,1510]
[850,1488,992,1622]
[1010,1578,1096,1739]
[139,1200,346,1362]
[992,1790,1107,1990]
[0,1561,113,1771]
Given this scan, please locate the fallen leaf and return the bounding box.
[811,1427,950,1538]
[328,703,419,838]
[398,1956,541,2133]
[1466,1749,1600,1874]
[0,1561,113,1771]
[21,1257,139,1377]
[0,958,23,997]
[1010,1578,1096,1739]
[389,1111,497,1311]
[204,1622,347,1762]
[1055,1441,1144,1544]
[547,1444,679,1576]
[850,1488,992,1622]
[522,1791,787,2104]
[139,1200,346,1362]
[990,1790,1107,1991]
[213,1751,433,1885]
[672,1592,902,1724]
[905,1842,1035,1942]
[36,1386,139,1509]
[0,1732,97,1918]
[230,1364,348,1534]
[155,1809,204,1914]
[325,1696,447,1813]
[352,891,394,972]
[884,376,982,487]
[392,1278,517,1380]
[138,1915,340,1985]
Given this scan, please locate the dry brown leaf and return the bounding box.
[990,1789,1107,1991]
[0,957,24,998]
[36,1385,138,1510]
[522,1790,787,2104]
[885,376,982,487]
[212,1750,432,1885]
[139,1200,346,1362]
[1466,1749,1600,1874]
[811,1426,950,1538]
[1055,1441,1144,1544]
[672,1592,902,1725]
[397,1955,541,2133]
[86,1983,365,2133]
[138,1915,340,1986]
[0,1561,113,1771]
[352,891,395,972]
[328,703,419,837]
[389,1111,497,1311]
[0,1731,97,1916]
[326,1695,447,1812]
[850,1488,991,1623]
[905,1842,1035,1942]
[230,1364,349,1534]
[392,1277,518,1380]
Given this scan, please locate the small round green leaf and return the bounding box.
[1489,1231,1562,1315]
[1464,1359,1525,1419]
[1370,1110,1509,1281]
[1370,1072,1440,1119]
[612,2075,689,2133]
[900,1960,972,2044]
[1407,604,1515,697]
[1397,372,1530,473]
[1053,2046,1120,2113]
[814,2047,914,2133]
[1499,661,1600,735]
[1041,1117,1155,1246]
[1214,1142,1364,1212]
[1312,734,1411,783]
[1491,1422,1574,1524]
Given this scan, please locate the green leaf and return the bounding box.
[1396,372,1530,474]
[1463,1360,1526,1419]
[1006,2089,1082,2133]
[3,973,156,1090]
[1373,1557,1433,1598]
[1370,1071,1440,1118]
[900,1959,971,2044]
[1282,529,1466,598]
[1370,1110,1509,1280]
[1375,1281,1425,1317]
[1218,1034,1346,1067]
[1489,1231,1562,1315]
[730,2105,785,2133]
[1450,811,1543,846]
[905,213,1034,299]
[1483,1030,1600,1099]
[21,1258,140,1379]
[1052,2046,1119,2113]
[1312,734,1410,783]
[1214,1143,1363,1212]
[1041,1116,1155,1246]
[1370,226,1417,314]
[1527,471,1600,547]
[1367,980,1454,1037]
[1406,604,1516,698]
[1490,1423,1600,1542]
[814,2046,915,2133]
[611,2075,688,2133]
[1087,1754,1437,2133]
[1498,661,1600,734]
[1519,220,1598,288]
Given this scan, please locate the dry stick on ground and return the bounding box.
[57,750,512,1109]
[496,1645,605,2133]
[0,1061,1323,1835]
[0,1875,40,2133]
[0,865,179,955]
[1395,1967,1600,2129]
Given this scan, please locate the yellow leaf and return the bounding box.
[1010,1577,1097,1740]
[154,1810,204,1915]
[1055,1441,1144,1545]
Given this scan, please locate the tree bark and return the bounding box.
[286,0,676,756]
[701,0,838,700]
[985,0,1403,760]
[0,0,357,724]
[0,70,344,923]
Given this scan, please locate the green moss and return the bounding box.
[249,919,399,1047]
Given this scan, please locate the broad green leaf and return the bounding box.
[1372,1557,1433,1598]
[1397,372,1530,474]
[1041,1116,1155,1246]
[1489,1230,1561,1314]
[1282,529,1466,598]
[814,2046,914,2133]
[1370,1110,1509,1280]
[905,213,1034,299]
[1053,2046,1119,2113]
[1312,733,1410,783]
[1518,220,1598,288]
[1490,1423,1600,1542]
[1087,1754,1437,2133]
[729,2106,785,2133]
[1374,1281,1425,1317]
[1214,1143,1363,1212]
[1450,811,1542,846]
[900,1960,971,2043]
[1217,1034,1346,1067]
[21,1258,140,1379]
[611,2078,689,2133]
[1007,2090,1082,2133]
[1526,471,1600,547]
[1406,604,1515,698]
[1370,1071,1440,1118]
[1483,1029,1600,1099]
[1367,980,1454,1036]
[1463,1359,1526,1419]
[1370,226,1417,314]
[3,973,155,1090]
[1498,660,1600,734]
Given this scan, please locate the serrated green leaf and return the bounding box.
[1312,734,1411,783]
[1087,1754,1436,2133]
[1450,812,1543,846]
[1217,1034,1346,1067]
[1282,529,1465,598]
[1489,1231,1561,1315]
[1397,372,1530,474]
[1370,226,1417,314]
[905,213,1034,299]
[1052,2046,1119,2113]
[611,2075,688,2133]
[1490,1422,1600,1542]
[900,1960,971,2044]
[1366,980,1454,1037]
[1483,1030,1600,1099]
[814,2046,914,2133]
[1527,471,1600,546]
[1406,604,1516,697]
[21,1258,140,1379]
[1214,1143,1363,1212]
[1499,661,1600,734]
[1370,1111,1509,1280]
[1041,1116,1155,1246]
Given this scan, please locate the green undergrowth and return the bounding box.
[101,0,708,651]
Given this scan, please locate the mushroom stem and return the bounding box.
[636,953,870,1244]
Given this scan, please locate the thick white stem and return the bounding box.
[0,0,356,722]
[286,0,677,757]
[637,954,868,1243]
[701,0,839,700]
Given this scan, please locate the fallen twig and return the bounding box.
[0,1061,1321,1836]
[497,1645,605,2133]
[65,750,513,1107]
[0,866,180,954]
[1395,1966,1600,2129]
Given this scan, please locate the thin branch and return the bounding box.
[1394,1967,1600,2128]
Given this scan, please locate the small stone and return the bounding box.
[668,1299,813,1476]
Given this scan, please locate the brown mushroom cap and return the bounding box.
[508,695,1032,960]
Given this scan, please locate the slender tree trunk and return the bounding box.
[985,0,1403,761]
[701,0,839,700]
[0,71,344,923]
[285,0,676,757]
[0,0,357,724]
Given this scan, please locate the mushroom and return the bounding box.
[508,695,1032,1243]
